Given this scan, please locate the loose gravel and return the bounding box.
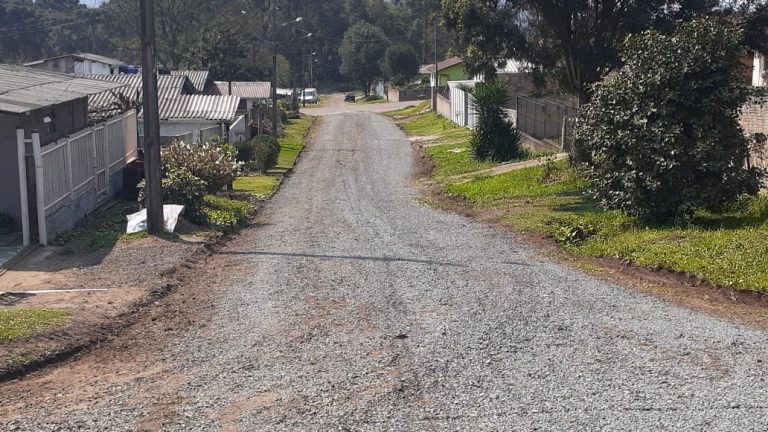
[4,110,768,431]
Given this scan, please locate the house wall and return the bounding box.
[0,98,89,223]
[159,120,220,140]
[0,115,22,221]
[73,60,114,75]
[28,57,76,74]
[438,64,470,87]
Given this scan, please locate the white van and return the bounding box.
[301,88,318,104]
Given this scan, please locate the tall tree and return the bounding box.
[382,44,419,87]
[339,22,389,92]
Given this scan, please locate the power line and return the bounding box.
[0,16,100,39]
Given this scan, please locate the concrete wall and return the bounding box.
[387,87,429,102]
[29,57,115,75]
[73,60,113,75]
[741,101,768,171]
[0,115,22,221]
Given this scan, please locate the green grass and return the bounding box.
[425,143,497,179]
[0,308,70,340]
[447,160,589,203]
[447,158,768,293]
[201,195,253,232]
[233,175,279,197]
[54,200,143,251]
[276,116,313,170]
[400,112,460,137]
[387,101,430,117]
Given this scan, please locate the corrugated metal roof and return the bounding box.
[211,81,271,99]
[24,52,125,67]
[82,74,195,116]
[159,95,240,121]
[171,70,210,93]
[0,64,127,114]
[419,56,464,74]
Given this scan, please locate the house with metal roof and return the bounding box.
[80,74,197,120]
[24,52,126,75]
[171,70,211,94]
[209,81,271,111]
[419,57,470,88]
[0,64,137,245]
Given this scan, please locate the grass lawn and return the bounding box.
[54,200,145,251]
[387,101,430,117]
[0,308,70,340]
[276,116,314,170]
[447,160,768,293]
[400,112,461,137]
[233,175,279,198]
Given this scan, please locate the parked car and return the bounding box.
[301,88,319,104]
[344,92,356,103]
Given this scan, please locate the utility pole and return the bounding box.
[139,0,163,234]
[432,16,438,111]
[226,31,233,96]
[271,1,279,137]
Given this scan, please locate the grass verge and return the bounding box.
[233,175,280,198]
[0,309,70,340]
[447,159,768,293]
[276,116,314,170]
[387,101,430,117]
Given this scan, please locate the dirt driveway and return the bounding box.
[2,109,768,430]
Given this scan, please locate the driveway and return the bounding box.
[2,109,768,430]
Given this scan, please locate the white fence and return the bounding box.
[30,110,137,244]
[448,80,478,128]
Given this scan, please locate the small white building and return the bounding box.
[25,53,125,75]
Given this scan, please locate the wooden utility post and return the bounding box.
[140,0,164,234]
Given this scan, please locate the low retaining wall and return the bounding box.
[388,87,429,102]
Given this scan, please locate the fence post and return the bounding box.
[31,131,47,246]
[16,129,30,246]
[65,136,74,205]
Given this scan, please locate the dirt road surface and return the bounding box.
[2,105,768,430]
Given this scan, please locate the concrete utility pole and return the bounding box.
[140,0,164,234]
[271,1,279,137]
[432,17,438,111]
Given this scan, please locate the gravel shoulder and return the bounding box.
[2,111,768,430]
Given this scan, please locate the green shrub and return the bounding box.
[161,141,238,193]
[137,167,208,222]
[200,195,252,232]
[237,136,279,173]
[548,219,600,246]
[575,19,763,222]
[463,80,523,161]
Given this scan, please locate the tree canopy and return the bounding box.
[339,22,390,92]
[442,0,768,102]
[382,44,419,88]
[575,18,763,221]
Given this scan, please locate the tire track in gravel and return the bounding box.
[3,111,768,431]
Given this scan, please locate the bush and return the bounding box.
[137,167,208,222]
[236,136,279,173]
[575,19,763,222]
[161,141,238,193]
[463,80,523,161]
[200,195,252,232]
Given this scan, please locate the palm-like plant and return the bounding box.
[463,80,523,161]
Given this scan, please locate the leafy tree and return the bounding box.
[339,22,389,93]
[575,18,763,222]
[463,80,522,161]
[382,44,419,87]
[442,0,768,103]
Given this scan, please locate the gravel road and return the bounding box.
[3,108,768,431]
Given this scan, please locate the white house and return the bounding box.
[25,53,125,75]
